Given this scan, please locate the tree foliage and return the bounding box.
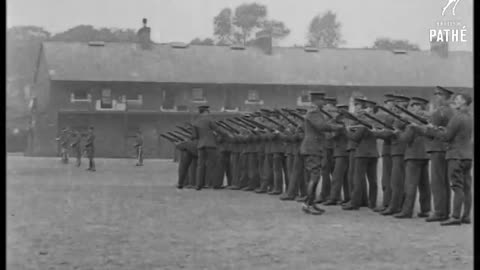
[372,38,420,51]
[50,25,137,42]
[190,37,215,46]
[214,8,233,44]
[307,11,343,48]
[261,20,290,40]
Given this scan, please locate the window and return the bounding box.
[161,89,175,110]
[297,90,311,106]
[247,90,260,101]
[192,88,206,102]
[126,91,141,101]
[100,89,113,109]
[71,90,89,101]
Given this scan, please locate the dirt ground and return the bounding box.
[7,156,473,270]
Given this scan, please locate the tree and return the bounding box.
[190,37,215,46]
[372,38,420,51]
[213,8,233,44]
[307,11,343,48]
[232,3,267,45]
[50,25,137,42]
[261,20,290,40]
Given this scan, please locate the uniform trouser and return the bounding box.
[328,156,349,201]
[272,153,285,193]
[88,156,95,170]
[348,151,367,204]
[387,155,406,212]
[187,157,197,186]
[304,155,323,205]
[448,159,472,219]
[260,153,274,190]
[257,153,265,188]
[247,153,261,189]
[381,155,393,207]
[320,148,334,200]
[218,151,232,187]
[285,154,294,193]
[178,150,194,187]
[136,147,144,165]
[400,159,431,215]
[74,149,81,166]
[351,157,378,208]
[285,154,305,198]
[230,152,240,187]
[61,147,69,163]
[195,147,217,189]
[282,154,290,190]
[238,153,249,188]
[429,152,451,217]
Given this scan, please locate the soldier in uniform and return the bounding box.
[324,104,349,205]
[216,128,233,188]
[343,99,379,210]
[85,126,96,171]
[243,130,261,191]
[70,129,82,167]
[316,97,337,203]
[269,127,285,195]
[176,137,199,189]
[191,105,219,190]
[56,127,70,164]
[134,129,144,166]
[420,93,473,225]
[300,92,344,215]
[393,97,431,218]
[423,86,455,222]
[227,130,243,190]
[373,95,396,212]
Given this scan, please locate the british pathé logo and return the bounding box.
[429,0,467,43]
[442,0,462,16]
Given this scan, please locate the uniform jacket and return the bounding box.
[300,109,340,156]
[191,114,219,149]
[376,112,395,156]
[332,127,349,158]
[346,126,379,158]
[424,104,454,153]
[426,108,473,160]
[398,125,428,160]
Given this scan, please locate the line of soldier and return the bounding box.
[161,86,472,226]
[56,126,97,171]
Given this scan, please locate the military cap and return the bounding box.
[410,97,429,105]
[324,96,337,105]
[336,104,349,110]
[384,94,397,103]
[391,95,410,103]
[435,86,454,96]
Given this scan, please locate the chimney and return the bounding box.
[253,30,272,55]
[430,39,448,58]
[137,18,152,49]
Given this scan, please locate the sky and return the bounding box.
[7,0,473,51]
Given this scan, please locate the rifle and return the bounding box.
[375,105,410,125]
[227,118,252,131]
[394,105,429,125]
[176,125,192,135]
[160,134,180,144]
[234,117,258,130]
[273,109,299,127]
[281,108,305,121]
[241,116,276,132]
[173,130,191,140]
[167,132,186,142]
[261,115,284,130]
[363,113,395,131]
[216,121,240,135]
[338,109,373,130]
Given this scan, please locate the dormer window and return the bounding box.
[192,88,206,103]
[245,89,264,105]
[71,90,91,102]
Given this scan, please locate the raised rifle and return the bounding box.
[363,113,395,131]
[375,105,410,125]
[167,132,186,142]
[176,125,192,135]
[216,121,240,135]
[338,109,373,130]
[241,116,276,132]
[281,108,305,121]
[227,118,251,131]
[260,115,284,130]
[234,117,258,130]
[272,109,299,127]
[394,105,429,125]
[173,130,191,140]
[160,134,181,144]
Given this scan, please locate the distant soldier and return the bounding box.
[134,129,144,166]
[70,130,82,167]
[300,92,343,215]
[191,105,219,190]
[420,93,473,226]
[85,126,96,171]
[56,127,70,164]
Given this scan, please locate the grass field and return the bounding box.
[7,156,473,270]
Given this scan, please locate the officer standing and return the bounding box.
[191,105,219,190]
[300,92,343,215]
[135,129,144,166]
[421,93,473,225]
[56,127,70,164]
[176,137,199,189]
[85,126,96,171]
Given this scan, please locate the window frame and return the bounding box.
[191,88,206,103]
[71,90,91,102]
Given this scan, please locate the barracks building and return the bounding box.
[28,24,473,159]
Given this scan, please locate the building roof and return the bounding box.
[40,41,473,88]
